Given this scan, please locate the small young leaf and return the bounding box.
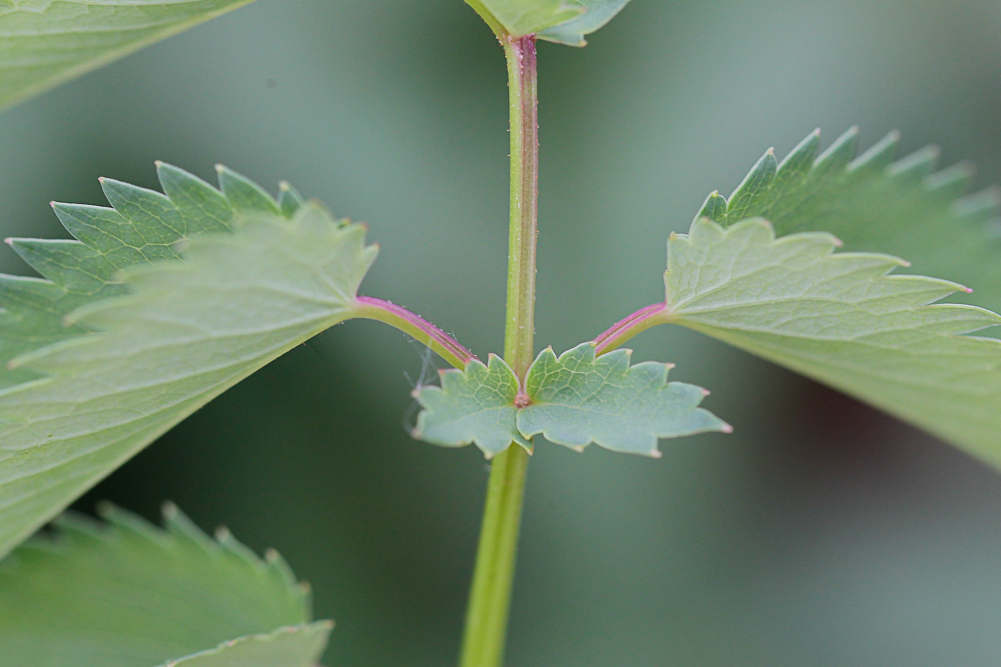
[0,504,328,667]
[0,167,377,559]
[537,0,633,46]
[412,354,531,458]
[0,0,257,110]
[518,342,730,456]
[663,217,1001,466]
[412,344,727,458]
[477,0,584,37]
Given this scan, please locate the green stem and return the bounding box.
[459,34,539,667]
[501,35,539,378]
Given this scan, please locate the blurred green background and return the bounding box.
[3,1,1001,665]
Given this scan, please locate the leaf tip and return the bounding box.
[650,449,663,459]
[721,423,734,434]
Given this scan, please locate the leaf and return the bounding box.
[518,342,730,457]
[0,503,331,667]
[663,217,1001,466]
[0,0,257,111]
[412,344,727,458]
[159,624,331,667]
[477,0,584,38]
[412,354,531,458]
[537,0,632,46]
[0,165,377,558]
[698,128,1001,313]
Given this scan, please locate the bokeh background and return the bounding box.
[2,1,1001,665]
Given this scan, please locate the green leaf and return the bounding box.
[412,343,727,458]
[538,0,632,46]
[664,217,1001,466]
[518,342,730,457]
[477,0,584,38]
[412,354,531,458]
[0,0,257,111]
[158,624,331,667]
[699,128,1001,313]
[0,503,331,667]
[0,166,377,558]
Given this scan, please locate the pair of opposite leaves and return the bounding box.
[0,127,999,570]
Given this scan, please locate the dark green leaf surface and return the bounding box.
[0,504,330,667]
[0,167,376,558]
[699,128,1001,313]
[0,0,257,111]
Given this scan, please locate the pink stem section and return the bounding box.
[593,302,670,355]
[353,296,476,369]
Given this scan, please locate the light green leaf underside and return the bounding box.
[477,0,583,38]
[0,166,377,558]
[160,624,331,667]
[519,342,729,456]
[538,0,632,46]
[0,503,329,667]
[413,343,727,458]
[413,354,531,458]
[666,218,1001,466]
[0,0,257,111]
[699,128,1001,314]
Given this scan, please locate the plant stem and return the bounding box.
[502,36,539,378]
[459,34,539,667]
[353,296,475,369]
[593,302,670,355]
